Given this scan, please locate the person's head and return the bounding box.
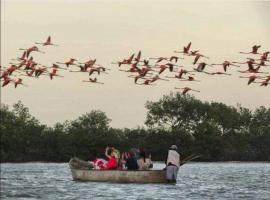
[107,148,114,156]
[170,145,178,150]
[140,151,146,158]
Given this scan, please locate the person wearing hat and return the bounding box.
[165,145,180,183]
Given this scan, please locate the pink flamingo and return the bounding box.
[239,45,261,54]
[211,61,240,72]
[174,87,200,95]
[83,77,104,84]
[19,46,45,58]
[35,36,58,46]
[174,42,192,55]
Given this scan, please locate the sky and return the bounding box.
[1,0,270,128]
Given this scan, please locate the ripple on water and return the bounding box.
[1,162,270,200]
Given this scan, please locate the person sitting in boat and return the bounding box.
[125,151,139,170]
[165,145,180,183]
[120,151,130,169]
[91,152,107,170]
[104,147,118,170]
[137,150,153,170]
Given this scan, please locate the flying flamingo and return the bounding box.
[83,77,104,84]
[13,78,27,88]
[174,87,200,95]
[211,61,240,72]
[5,65,18,76]
[35,36,58,46]
[239,75,263,85]
[149,75,169,83]
[49,63,66,70]
[56,58,77,68]
[49,69,63,80]
[193,62,211,73]
[238,64,267,74]
[19,46,45,58]
[112,53,135,67]
[169,56,184,63]
[174,42,192,55]
[179,76,200,82]
[149,57,169,63]
[209,72,231,76]
[239,45,261,54]
[35,67,48,77]
[1,77,13,87]
[192,53,210,65]
[166,69,195,79]
[134,51,142,62]
[136,79,156,86]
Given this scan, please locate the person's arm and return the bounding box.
[165,151,168,165]
[105,147,111,159]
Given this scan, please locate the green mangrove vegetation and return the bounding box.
[1,93,270,162]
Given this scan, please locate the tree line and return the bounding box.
[1,93,270,162]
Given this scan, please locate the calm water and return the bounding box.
[1,162,270,200]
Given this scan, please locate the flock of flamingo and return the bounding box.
[1,36,269,95]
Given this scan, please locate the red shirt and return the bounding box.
[106,157,118,169]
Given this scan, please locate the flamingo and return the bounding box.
[19,46,45,58]
[149,57,169,63]
[49,69,63,80]
[179,76,200,82]
[56,58,77,68]
[134,51,142,62]
[35,67,48,77]
[174,87,200,95]
[83,77,104,84]
[136,79,156,86]
[149,75,169,83]
[193,62,211,73]
[5,65,18,76]
[169,56,183,63]
[238,65,267,74]
[254,80,269,87]
[152,64,169,74]
[13,78,27,88]
[174,42,192,55]
[209,72,231,76]
[211,61,240,72]
[49,63,66,70]
[239,75,263,85]
[239,45,261,54]
[35,36,58,46]
[79,59,96,66]
[193,53,210,65]
[113,53,135,67]
[1,77,13,87]
[0,70,9,79]
[166,69,195,79]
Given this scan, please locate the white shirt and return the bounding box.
[166,150,180,167]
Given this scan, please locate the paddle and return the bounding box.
[180,154,201,166]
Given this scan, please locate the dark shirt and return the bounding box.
[126,157,139,170]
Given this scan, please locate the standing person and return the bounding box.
[165,145,180,183]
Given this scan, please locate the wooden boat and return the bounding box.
[69,157,167,183]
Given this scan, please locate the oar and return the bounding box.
[180,154,201,166]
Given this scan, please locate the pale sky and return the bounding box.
[1,0,270,128]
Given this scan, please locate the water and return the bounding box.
[1,162,270,200]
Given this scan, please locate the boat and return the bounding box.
[69,157,167,183]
